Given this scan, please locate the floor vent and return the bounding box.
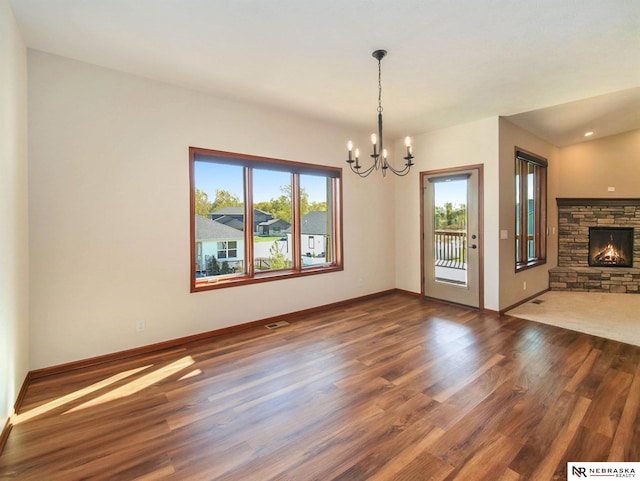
[265,320,290,330]
[531,299,544,304]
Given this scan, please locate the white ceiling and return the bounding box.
[10,0,640,147]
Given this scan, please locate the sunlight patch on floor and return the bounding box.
[66,356,195,413]
[14,365,150,424]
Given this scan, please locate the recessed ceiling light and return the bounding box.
[584,131,594,137]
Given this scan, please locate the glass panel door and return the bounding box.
[423,167,481,308]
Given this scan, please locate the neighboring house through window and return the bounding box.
[297,211,330,266]
[195,214,244,277]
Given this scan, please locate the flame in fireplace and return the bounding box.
[594,234,625,265]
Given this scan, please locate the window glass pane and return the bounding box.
[194,162,245,281]
[228,241,237,258]
[433,179,468,286]
[515,160,521,263]
[527,163,536,260]
[300,174,333,267]
[253,169,293,272]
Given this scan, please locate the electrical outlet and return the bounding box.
[523,281,527,290]
[136,319,146,331]
[357,277,364,288]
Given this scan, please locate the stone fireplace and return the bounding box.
[550,198,640,293]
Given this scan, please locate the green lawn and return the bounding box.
[254,236,284,243]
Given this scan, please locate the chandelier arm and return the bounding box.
[388,152,414,171]
[349,162,376,177]
[385,162,412,176]
[349,162,377,178]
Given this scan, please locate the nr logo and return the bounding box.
[572,466,587,477]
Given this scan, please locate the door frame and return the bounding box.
[420,164,484,310]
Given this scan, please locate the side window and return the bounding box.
[515,148,547,270]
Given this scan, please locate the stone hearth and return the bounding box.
[550,198,640,293]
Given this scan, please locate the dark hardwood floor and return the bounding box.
[1,292,638,480]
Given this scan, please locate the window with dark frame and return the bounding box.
[190,147,343,292]
[515,148,547,271]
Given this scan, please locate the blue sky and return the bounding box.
[434,179,467,208]
[195,162,329,203]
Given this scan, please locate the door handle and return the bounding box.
[471,244,477,249]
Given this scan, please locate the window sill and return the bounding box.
[515,259,546,273]
[192,264,343,292]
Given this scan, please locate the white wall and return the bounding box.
[498,118,559,310]
[0,0,29,425]
[28,51,395,369]
[394,117,501,310]
[557,129,640,197]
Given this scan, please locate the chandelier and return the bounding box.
[346,49,414,177]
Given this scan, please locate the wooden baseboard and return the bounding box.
[30,289,398,380]
[483,307,500,316]
[394,288,422,297]
[499,288,549,315]
[0,371,32,455]
[0,417,12,456]
[13,371,32,415]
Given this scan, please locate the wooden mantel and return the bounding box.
[556,198,640,206]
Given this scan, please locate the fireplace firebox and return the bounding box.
[588,227,634,267]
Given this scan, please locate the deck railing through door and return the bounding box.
[434,230,466,269]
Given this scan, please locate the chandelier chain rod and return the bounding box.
[377,58,383,114]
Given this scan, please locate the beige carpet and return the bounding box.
[506,291,640,347]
